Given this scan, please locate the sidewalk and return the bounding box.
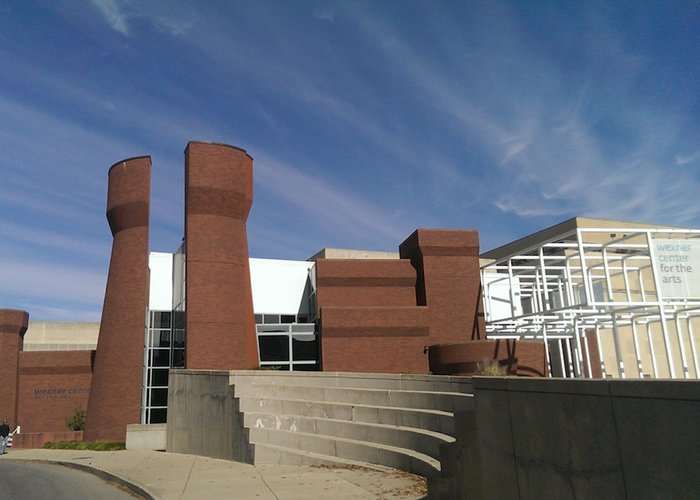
[2,449,427,499]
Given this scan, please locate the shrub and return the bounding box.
[476,359,507,376]
[43,440,126,451]
[66,407,86,431]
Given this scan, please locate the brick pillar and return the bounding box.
[184,142,257,370]
[84,156,151,441]
[399,229,484,344]
[0,309,28,425]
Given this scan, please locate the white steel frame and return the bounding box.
[482,227,700,379]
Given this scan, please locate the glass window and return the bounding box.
[292,362,320,371]
[151,349,170,367]
[254,314,263,324]
[281,314,295,324]
[149,408,167,424]
[150,388,169,407]
[263,314,280,324]
[149,368,169,387]
[172,349,185,368]
[259,336,289,362]
[292,335,318,361]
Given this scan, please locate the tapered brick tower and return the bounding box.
[84,156,151,441]
[0,309,28,425]
[184,142,258,369]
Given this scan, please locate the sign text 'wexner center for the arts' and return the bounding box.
[655,239,700,297]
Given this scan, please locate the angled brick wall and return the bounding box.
[317,229,484,374]
[84,156,151,441]
[399,229,484,341]
[0,309,28,424]
[184,142,257,370]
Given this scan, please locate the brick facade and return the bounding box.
[0,309,28,424]
[17,350,93,432]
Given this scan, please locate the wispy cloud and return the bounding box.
[89,0,132,36]
[253,151,409,245]
[0,259,106,308]
[675,149,700,166]
[313,9,335,23]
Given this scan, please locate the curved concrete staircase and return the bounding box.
[229,371,474,477]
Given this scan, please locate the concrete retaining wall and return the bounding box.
[166,370,250,462]
[433,377,700,499]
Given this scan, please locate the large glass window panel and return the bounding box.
[151,349,170,367]
[150,388,169,407]
[172,349,185,368]
[149,408,167,424]
[149,368,169,387]
[292,334,318,361]
[172,329,185,348]
[259,336,289,362]
[152,311,172,329]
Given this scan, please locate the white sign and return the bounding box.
[654,239,700,298]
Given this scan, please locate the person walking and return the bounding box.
[0,419,10,454]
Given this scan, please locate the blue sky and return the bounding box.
[2,1,700,321]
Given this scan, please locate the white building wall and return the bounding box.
[149,252,173,311]
[250,258,314,315]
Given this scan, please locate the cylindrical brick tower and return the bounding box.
[184,142,258,369]
[84,156,151,441]
[0,309,28,425]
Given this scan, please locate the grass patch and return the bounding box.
[42,440,126,451]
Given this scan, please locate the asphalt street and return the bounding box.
[0,460,142,499]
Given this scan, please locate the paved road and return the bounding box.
[0,460,142,499]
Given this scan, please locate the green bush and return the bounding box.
[42,440,126,451]
[66,407,86,431]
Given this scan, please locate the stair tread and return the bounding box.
[248,427,441,469]
[239,383,474,396]
[238,395,456,416]
[254,442,398,473]
[245,412,456,442]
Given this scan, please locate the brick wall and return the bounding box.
[17,350,93,433]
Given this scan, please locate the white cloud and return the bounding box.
[675,149,700,166]
[89,0,132,36]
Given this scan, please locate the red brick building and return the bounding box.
[0,141,544,442]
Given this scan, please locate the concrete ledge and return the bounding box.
[126,424,167,450]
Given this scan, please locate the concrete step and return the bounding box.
[231,371,473,394]
[245,413,453,459]
[252,442,397,472]
[234,384,474,413]
[249,427,441,477]
[238,397,455,435]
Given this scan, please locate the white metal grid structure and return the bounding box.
[482,225,700,379]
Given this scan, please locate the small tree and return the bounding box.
[66,407,86,431]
